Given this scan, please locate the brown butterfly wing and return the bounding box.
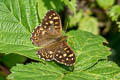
[31,10,76,66]
[30,10,62,46]
[37,48,54,61]
[54,41,76,66]
[37,39,75,66]
[36,38,61,61]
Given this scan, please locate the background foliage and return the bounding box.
[0,0,120,80]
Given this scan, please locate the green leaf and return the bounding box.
[1,27,110,72]
[0,0,111,73]
[67,30,110,71]
[64,60,120,80]
[108,5,120,32]
[8,62,67,80]
[109,5,120,21]
[37,0,64,20]
[0,0,40,60]
[61,0,76,13]
[78,16,99,34]
[86,60,120,79]
[1,53,27,68]
[8,61,120,80]
[96,0,115,9]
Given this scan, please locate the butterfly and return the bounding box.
[30,10,75,66]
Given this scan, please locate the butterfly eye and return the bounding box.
[37,30,40,33]
[35,33,39,36]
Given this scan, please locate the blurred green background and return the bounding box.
[0,0,120,79]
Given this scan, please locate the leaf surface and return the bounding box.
[8,61,120,80]
[0,0,40,60]
[67,30,110,71]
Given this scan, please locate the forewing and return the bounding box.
[41,10,62,35]
[30,10,62,46]
[54,41,76,66]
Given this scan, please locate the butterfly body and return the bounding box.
[31,10,75,66]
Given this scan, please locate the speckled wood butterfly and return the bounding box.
[30,10,75,66]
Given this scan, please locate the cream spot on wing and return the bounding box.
[58,50,60,53]
[50,55,53,58]
[53,17,59,19]
[66,50,70,53]
[44,26,47,28]
[71,58,74,60]
[56,54,58,56]
[64,47,68,50]
[49,16,52,19]
[59,56,62,58]
[49,51,53,54]
[55,26,58,28]
[40,28,43,30]
[49,20,53,24]
[46,22,48,25]
[55,22,58,24]
[66,58,69,60]
[42,31,45,35]
[63,54,67,57]
[53,13,55,16]
[69,54,73,57]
